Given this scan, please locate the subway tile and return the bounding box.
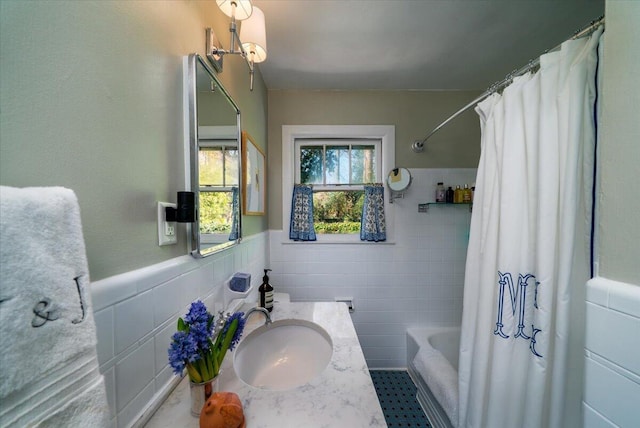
[583,356,640,428]
[154,364,176,396]
[152,277,186,329]
[135,256,198,294]
[91,274,138,312]
[354,322,409,336]
[607,279,640,318]
[361,345,406,361]
[101,366,116,419]
[585,302,640,377]
[115,338,155,413]
[153,319,176,376]
[114,290,154,355]
[116,379,155,428]
[358,334,407,349]
[94,307,115,367]
[196,264,215,297]
[583,403,617,428]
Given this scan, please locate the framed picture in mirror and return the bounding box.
[241,131,266,215]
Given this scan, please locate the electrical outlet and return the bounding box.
[157,202,178,246]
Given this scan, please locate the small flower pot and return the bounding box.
[189,375,220,417]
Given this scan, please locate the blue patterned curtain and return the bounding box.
[289,184,316,241]
[228,187,239,241]
[360,184,386,242]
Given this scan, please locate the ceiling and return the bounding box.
[251,0,604,91]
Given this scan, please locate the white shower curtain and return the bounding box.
[458,28,603,428]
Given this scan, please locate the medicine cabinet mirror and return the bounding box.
[185,53,242,257]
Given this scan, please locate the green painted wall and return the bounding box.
[267,89,482,229]
[0,1,268,280]
[599,1,640,285]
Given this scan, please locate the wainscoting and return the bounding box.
[583,277,640,427]
[90,232,268,428]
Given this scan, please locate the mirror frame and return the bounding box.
[185,53,242,257]
[386,167,412,192]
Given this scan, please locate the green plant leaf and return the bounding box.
[216,318,238,367]
[177,317,187,332]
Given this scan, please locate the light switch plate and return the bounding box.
[157,202,177,246]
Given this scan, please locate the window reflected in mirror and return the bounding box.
[198,142,239,243]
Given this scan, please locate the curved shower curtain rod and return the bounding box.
[411,16,605,153]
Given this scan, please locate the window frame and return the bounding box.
[282,125,395,244]
[197,126,239,244]
[294,138,382,190]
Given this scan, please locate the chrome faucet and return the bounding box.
[244,307,272,325]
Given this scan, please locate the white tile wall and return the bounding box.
[270,168,477,368]
[583,277,640,428]
[90,232,268,428]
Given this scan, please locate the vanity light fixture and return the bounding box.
[206,0,267,91]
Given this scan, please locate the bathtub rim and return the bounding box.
[407,326,461,428]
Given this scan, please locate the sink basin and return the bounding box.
[233,319,333,390]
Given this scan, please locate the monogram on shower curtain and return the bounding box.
[458,28,603,428]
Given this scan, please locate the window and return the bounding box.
[282,125,395,242]
[295,139,381,234]
[198,141,238,242]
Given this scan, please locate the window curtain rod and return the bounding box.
[411,16,605,153]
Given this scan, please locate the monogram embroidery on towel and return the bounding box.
[30,275,89,328]
[71,275,87,324]
[32,298,60,327]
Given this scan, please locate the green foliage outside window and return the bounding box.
[200,192,233,234]
[313,191,364,234]
[198,145,237,234]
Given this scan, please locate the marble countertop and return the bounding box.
[145,301,386,428]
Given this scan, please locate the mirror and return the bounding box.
[185,54,242,257]
[387,167,412,203]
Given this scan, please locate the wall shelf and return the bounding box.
[418,202,473,213]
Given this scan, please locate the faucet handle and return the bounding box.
[215,310,228,331]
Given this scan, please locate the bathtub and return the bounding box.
[407,327,460,428]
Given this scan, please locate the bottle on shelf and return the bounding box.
[446,186,454,203]
[259,269,274,312]
[463,184,472,203]
[435,182,446,203]
[454,185,463,203]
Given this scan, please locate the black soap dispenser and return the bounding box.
[259,269,274,312]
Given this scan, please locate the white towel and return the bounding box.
[0,186,110,426]
[413,347,459,427]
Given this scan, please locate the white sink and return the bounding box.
[233,319,333,390]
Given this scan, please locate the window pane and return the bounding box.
[225,148,239,185]
[326,146,350,184]
[300,146,323,184]
[313,190,364,234]
[199,191,233,234]
[199,147,223,186]
[350,145,376,184]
